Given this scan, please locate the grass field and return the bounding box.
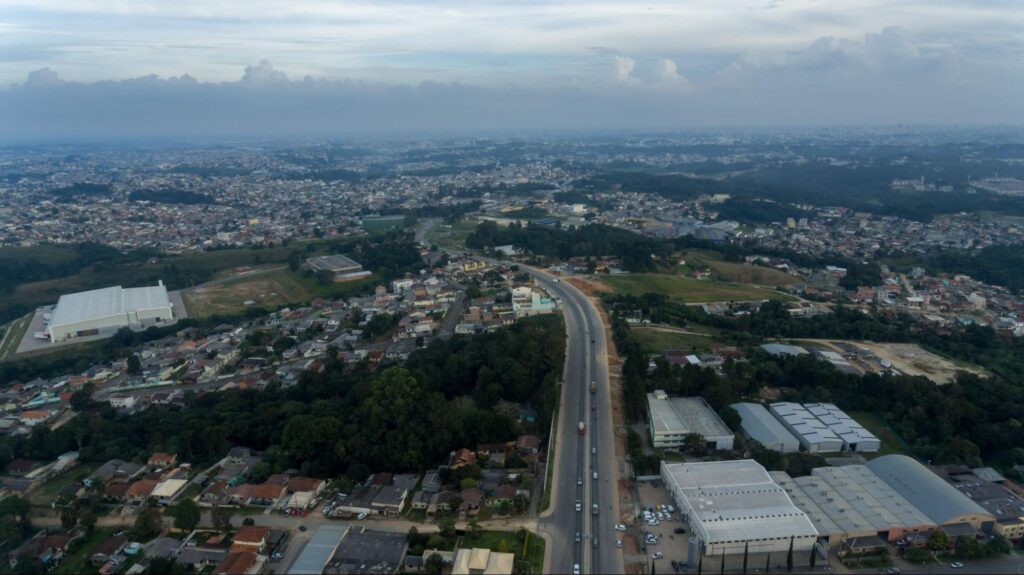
[183,267,377,317]
[602,273,794,304]
[678,249,801,287]
[467,530,546,574]
[362,216,405,233]
[847,411,910,458]
[0,312,32,361]
[2,241,334,323]
[426,220,478,251]
[30,464,97,507]
[630,327,717,355]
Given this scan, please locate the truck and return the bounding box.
[578,421,585,435]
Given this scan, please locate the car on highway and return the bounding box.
[572,564,580,575]
[577,477,583,485]
[592,537,598,548]
[592,471,598,480]
[616,539,623,548]
[883,568,901,575]
[614,524,626,531]
[950,563,964,569]
[592,504,599,515]
[591,447,596,454]
[575,532,581,543]
[575,500,582,512]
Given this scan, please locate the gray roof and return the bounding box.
[760,343,809,356]
[866,455,992,525]
[730,403,800,452]
[325,528,408,575]
[49,284,171,329]
[289,525,349,575]
[308,254,362,273]
[647,393,732,439]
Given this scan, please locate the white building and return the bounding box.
[510,286,556,318]
[768,402,845,453]
[647,392,734,451]
[804,403,880,453]
[47,282,174,342]
[661,460,818,560]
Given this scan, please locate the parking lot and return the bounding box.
[636,481,690,572]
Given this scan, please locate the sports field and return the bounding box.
[602,273,794,304]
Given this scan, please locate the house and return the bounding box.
[177,547,228,570]
[249,482,287,506]
[427,490,458,516]
[489,484,517,507]
[147,452,177,470]
[452,547,515,575]
[421,470,442,494]
[230,526,270,553]
[213,551,262,575]
[199,481,230,507]
[449,448,477,469]
[515,435,540,455]
[371,486,408,517]
[144,537,182,561]
[226,483,254,506]
[125,479,158,503]
[90,536,127,567]
[17,410,52,427]
[461,487,484,511]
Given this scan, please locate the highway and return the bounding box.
[526,268,623,575]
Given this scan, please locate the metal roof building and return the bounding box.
[647,392,734,450]
[866,455,995,529]
[289,525,349,574]
[768,402,844,453]
[760,343,809,357]
[730,403,800,453]
[804,403,880,453]
[47,282,174,342]
[661,460,818,558]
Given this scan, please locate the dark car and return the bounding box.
[298,525,307,532]
[674,527,686,534]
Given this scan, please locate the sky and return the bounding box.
[1,0,1022,140]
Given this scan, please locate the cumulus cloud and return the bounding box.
[24,68,64,88]
[614,56,637,84]
[655,58,690,88]
[241,60,289,86]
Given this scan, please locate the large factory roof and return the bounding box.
[648,393,732,438]
[730,403,800,451]
[662,460,818,544]
[49,284,171,328]
[866,455,991,525]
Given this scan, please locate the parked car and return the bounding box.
[616,540,623,548]
[652,551,664,559]
[614,524,626,532]
[673,527,686,534]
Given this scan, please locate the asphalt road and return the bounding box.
[523,268,623,575]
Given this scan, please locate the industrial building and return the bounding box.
[759,343,809,357]
[730,403,801,453]
[768,402,844,453]
[46,281,174,342]
[647,392,734,450]
[772,466,935,546]
[307,254,371,282]
[804,403,881,453]
[660,460,818,562]
[323,527,408,575]
[289,525,349,574]
[866,455,995,531]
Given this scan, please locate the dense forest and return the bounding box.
[923,244,1024,293]
[465,221,670,271]
[0,316,565,480]
[128,189,215,205]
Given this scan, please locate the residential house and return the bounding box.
[249,482,287,506]
[230,526,270,554]
[125,479,158,504]
[90,536,127,567]
[147,453,177,470]
[213,551,262,575]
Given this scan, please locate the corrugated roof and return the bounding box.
[730,403,800,452]
[866,455,992,525]
[49,284,170,329]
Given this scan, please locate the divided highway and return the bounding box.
[527,269,624,575]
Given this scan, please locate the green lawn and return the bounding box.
[603,273,794,304]
[30,464,96,507]
[426,220,479,251]
[362,216,406,233]
[466,530,546,574]
[679,249,800,287]
[0,312,32,361]
[847,411,910,458]
[631,327,716,355]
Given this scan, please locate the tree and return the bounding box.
[927,529,950,551]
[288,251,302,272]
[211,504,234,533]
[904,547,932,564]
[59,500,79,530]
[130,506,164,540]
[171,499,201,532]
[984,534,1010,556]
[146,557,184,574]
[467,520,481,541]
[425,553,445,575]
[426,534,446,549]
[954,535,983,560]
[70,382,96,412]
[80,510,97,535]
[127,353,142,375]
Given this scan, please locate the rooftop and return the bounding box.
[647,393,732,438]
[49,283,171,328]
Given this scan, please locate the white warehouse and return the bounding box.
[47,282,174,342]
[730,403,801,453]
[647,392,734,451]
[661,460,818,562]
[768,402,845,453]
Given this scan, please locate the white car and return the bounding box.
[356,511,368,520]
[652,552,664,560]
[613,524,626,532]
[575,500,582,512]
[572,564,580,575]
[592,472,598,480]
[577,477,583,486]
[616,540,623,548]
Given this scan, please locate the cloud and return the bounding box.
[614,56,636,84]
[655,58,690,88]
[24,67,64,87]
[241,60,289,86]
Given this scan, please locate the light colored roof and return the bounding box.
[289,525,349,575]
[308,254,362,272]
[730,403,800,450]
[866,455,993,525]
[151,478,188,499]
[452,548,515,575]
[647,394,732,439]
[49,284,170,329]
[662,460,818,544]
[760,343,809,356]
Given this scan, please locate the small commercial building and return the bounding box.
[730,403,800,453]
[289,525,349,575]
[661,460,818,562]
[47,282,174,342]
[647,392,734,451]
[451,548,514,575]
[768,402,844,453]
[324,528,408,575]
[307,254,372,282]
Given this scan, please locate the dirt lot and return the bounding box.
[802,339,986,385]
[184,276,298,317]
